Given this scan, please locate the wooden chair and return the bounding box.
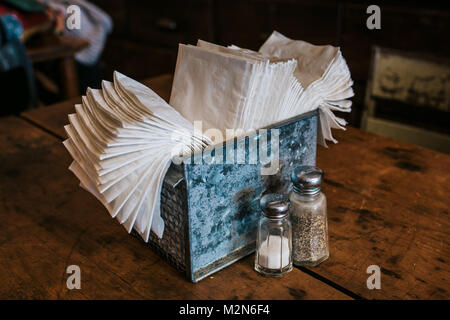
[361,47,450,154]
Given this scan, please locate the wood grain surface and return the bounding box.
[18,74,450,299]
[0,116,349,299]
[316,128,449,299]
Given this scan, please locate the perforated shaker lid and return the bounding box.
[291,166,324,196]
[260,193,290,219]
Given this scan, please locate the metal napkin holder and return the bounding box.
[132,110,318,282]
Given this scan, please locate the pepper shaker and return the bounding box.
[255,194,293,277]
[289,166,329,266]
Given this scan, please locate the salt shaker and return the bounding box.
[289,166,329,266]
[255,194,293,277]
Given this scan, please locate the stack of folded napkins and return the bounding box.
[171,31,353,145]
[63,72,210,240]
[63,31,353,241]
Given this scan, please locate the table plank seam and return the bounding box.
[295,266,364,300]
[19,114,65,141]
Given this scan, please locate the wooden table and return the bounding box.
[0,75,448,299]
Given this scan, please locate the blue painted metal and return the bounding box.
[183,110,318,281]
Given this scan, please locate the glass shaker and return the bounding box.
[289,166,329,267]
[255,194,293,277]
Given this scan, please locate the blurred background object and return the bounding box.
[1,0,449,153]
[362,47,450,154]
[0,0,52,41]
[0,13,37,115]
[42,0,112,92]
[0,0,109,112]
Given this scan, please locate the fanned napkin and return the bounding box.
[63,71,209,240]
[258,31,354,145]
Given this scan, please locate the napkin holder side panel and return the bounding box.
[141,110,318,282]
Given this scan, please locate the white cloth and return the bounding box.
[44,0,112,65]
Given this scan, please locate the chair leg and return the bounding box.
[59,56,80,98]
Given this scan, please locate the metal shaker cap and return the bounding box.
[291,166,324,196]
[260,194,290,219]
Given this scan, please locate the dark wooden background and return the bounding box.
[90,0,450,128]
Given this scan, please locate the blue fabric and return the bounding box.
[0,15,23,42]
